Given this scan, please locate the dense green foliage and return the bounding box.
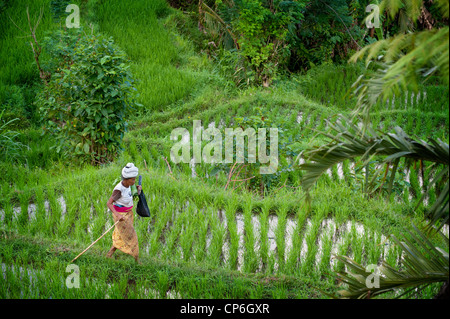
[37,28,137,164]
[0,0,448,300]
[216,0,305,85]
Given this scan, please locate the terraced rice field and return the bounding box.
[1,0,448,301]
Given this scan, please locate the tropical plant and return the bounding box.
[299,117,449,231]
[200,0,306,86]
[287,0,367,71]
[299,0,449,299]
[350,0,449,121]
[37,28,138,165]
[298,115,449,298]
[336,224,448,299]
[210,106,296,196]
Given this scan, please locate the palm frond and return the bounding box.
[335,225,449,299]
[380,0,449,22]
[350,27,449,120]
[298,115,449,231]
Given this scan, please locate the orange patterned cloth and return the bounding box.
[112,207,139,259]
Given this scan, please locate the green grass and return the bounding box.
[0,0,56,87]
[92,0,201,112]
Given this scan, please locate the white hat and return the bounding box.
[122,163,139,179]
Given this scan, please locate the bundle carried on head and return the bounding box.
[122,163,139,179]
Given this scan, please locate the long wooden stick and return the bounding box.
[71,220,120,262]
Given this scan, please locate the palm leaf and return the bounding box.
[298,115,449,231]
[350,27,449,120]
[334,225,449,299]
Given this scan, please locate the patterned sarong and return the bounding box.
[112,205,139,259]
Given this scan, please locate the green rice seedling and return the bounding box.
[350,222,364,265]
[243,205,258,273]
[286,206,308,275]
[0,0,57,88]
[152,199,175,258]
[259,203,270,272]
[331,163,340,182]
[95,0,197,111]
[2,195,14,229]
[308,110,318,129]
[176,275,191,298]
[135,214,151,252]
[405,114,415,135]
[150,146,161,167]
[211,276,228,299]
[395,111,404,128]
[0,244,13,264]
[2,263,20,298]
[29,187,46,236]
[424,115,433,138]
[90,201,107,245]
[195,183,212,208]
[17,189,31,232]
[186,275,206,299]
[315,113,326,132]
[193,208,210,263]
[156,270,170,299]
[382,115,392,132]
[334,205,349,227]
[140,145,152,167]
[342,160,352,185]
[298,110,308,128]
[47,187,62,236]
[385,241,401,267]
[318,222,334,276]
[147,191,162,222]
[128,140,139,161]
[74,191,93,244]
[58,182,80,238]
[106,275,128,299]
[288,111,297,126]
[426,177,437,208]
[179,205,196,262]
[364,228,382,265]
[332,224,352,273]
[174,276,188,298]
[207,207,226,268]
[300,214,322,276]
[274,205,288,273]
[225,202,239,270]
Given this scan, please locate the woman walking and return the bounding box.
[106,163,142,263]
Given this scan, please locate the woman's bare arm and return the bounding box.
[107,191,124,221]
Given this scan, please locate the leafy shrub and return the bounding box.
[37,28,138,165]
[218,0,303,86]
